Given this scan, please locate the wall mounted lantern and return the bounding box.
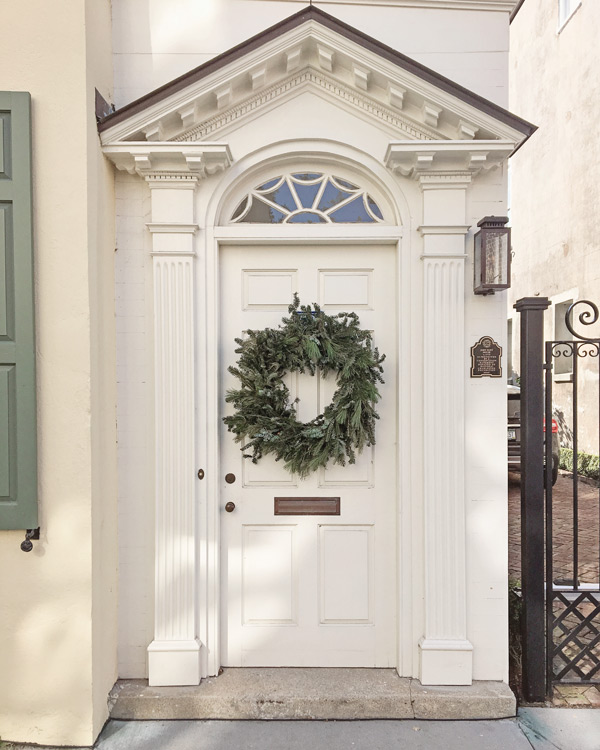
[473,216,511,295]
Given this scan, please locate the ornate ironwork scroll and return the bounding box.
[565,300,600,342]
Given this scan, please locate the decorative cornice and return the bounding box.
[173,69,441,143]
[102,142,233,178]
[385,140,514,178]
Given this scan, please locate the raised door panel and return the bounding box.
[242,526,298,624]
[319,525,373,624]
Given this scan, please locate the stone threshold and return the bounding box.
[109,669,516,721]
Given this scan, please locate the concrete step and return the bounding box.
[109,669,516,721]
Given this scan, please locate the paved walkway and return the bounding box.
[6,712,600,750]
[95,718,534,750]
[519,707,600,750]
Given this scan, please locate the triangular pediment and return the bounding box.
[99,6,534,172]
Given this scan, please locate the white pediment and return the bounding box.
[99,7,533,173]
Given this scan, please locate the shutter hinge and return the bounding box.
[21,528,40,552]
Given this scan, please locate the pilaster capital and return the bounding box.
[384,140,514,181]
[102,141,233,180]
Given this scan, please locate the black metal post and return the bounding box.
[514,296,550,702]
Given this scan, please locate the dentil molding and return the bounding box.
[174,69,441,143]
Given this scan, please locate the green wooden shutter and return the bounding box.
[0,92,37,529]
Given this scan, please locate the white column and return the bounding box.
[418,172,473,685]
[145,174,201,686]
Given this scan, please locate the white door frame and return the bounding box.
[195,142,414,680]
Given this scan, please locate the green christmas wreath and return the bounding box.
[223,294,385,477]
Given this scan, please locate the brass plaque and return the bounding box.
[274,497,341,516]
[470,336,502,378]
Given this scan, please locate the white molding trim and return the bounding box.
[418,225,471,235]
[213,224,403,243]
[420,253,468,259]
[102,142,233,177]
[147,222,199,234]
[385,140,515,177]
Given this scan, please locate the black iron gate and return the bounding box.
[516,297,600,701]
[545,301,600,690]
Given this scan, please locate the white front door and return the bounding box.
[219,243,397,667]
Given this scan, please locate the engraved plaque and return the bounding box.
[274,497,341,516]
[470,336,502,378]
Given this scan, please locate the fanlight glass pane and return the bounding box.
[329,196,373,223]
[287,211,327,224]
[230,172,384,224]
[318,181,353,212]
[294,182,321,209]
[262,182,296,212]
[291,173,322,182]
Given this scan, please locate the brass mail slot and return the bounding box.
[274,497,341,516]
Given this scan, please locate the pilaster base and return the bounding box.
[419,638,473,686]
[148,639,202,686]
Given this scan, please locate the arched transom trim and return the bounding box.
[230,172,384,224]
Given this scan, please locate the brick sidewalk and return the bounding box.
[508,472,599,583]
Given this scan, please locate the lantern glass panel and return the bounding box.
[474,232,482,289]
[483,230,509,286]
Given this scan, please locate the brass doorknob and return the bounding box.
[225,502,236,513]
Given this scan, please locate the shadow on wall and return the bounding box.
[554,408,574,450]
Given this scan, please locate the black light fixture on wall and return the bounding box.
[473,216,511,295]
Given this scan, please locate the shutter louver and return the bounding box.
[0,92,37,529]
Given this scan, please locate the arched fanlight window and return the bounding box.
[230,172,384,224]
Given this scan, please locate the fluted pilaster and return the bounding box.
[146,174,201,686]
[418,175,473,686]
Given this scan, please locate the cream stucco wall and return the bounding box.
[508,0,600,454]
[0,1,117,746]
